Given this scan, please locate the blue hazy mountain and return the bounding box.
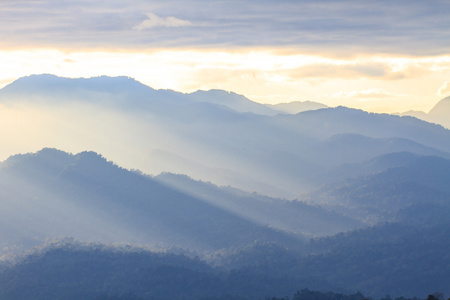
[0,223,448,300]
[427,95,450,128]
[154,172,361,237]
[0,240,366,300]
[306,155,450,224]
[324,151,421,184]
[399,96,450,129]
[188,89,279,115]
[0,148,305,254]
[275,106,450,153]
[1,74,450,199]
[1,75,450,299]
[267,100,328,114]
[299,222,450,298]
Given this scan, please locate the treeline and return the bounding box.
[92,289,448,300]
[1,226,450,300]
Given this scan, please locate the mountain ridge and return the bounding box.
[0,148,306,253]
[1,74,450,198]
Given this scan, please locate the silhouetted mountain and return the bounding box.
[0,148,303,254]
[267,100,328,114]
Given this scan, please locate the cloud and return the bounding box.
[134,12,192,30]
[332,88,403,100]
[285,60,431,81]
[438,81,450,96]
[288,63,388,80]
[0,0,450,55]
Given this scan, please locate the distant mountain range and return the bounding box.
[428,95,450,128]
[0,214,448,300]
[0,148,312,253]
[1,74,449,198]
[1,75,450,299]
[267,100,328,114]
[399,95,450,129]
[2,146,449,255]
[305,154,450,224]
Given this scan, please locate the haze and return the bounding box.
[1,2,450,298]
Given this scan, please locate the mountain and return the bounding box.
[1,75,450,199]
[0,148,305,254]
[323,151,421,185]
[267,100,328,114]
[0,74,193,114]
[305,155,450,224]
[398,96,450,129]
[0,242,223,300]
[188,89,279,115]
[1,74,450,299]
[428,95,450,129]
[154,172,361,237]
[398,110,428,120]
[1,223,448,300]
[0,241,373,300]
[275,107,450,153]
[299,222,450,298]
[215,222,450,298]
[0,74,277,116]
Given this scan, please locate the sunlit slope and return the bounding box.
[0,148,303,253]
[1,75,450,198]
[154,172,361,237]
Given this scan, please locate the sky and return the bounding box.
[1,0,450,113]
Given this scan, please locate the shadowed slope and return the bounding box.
[0,148,303,253]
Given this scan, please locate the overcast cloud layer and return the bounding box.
[1,0,450,55]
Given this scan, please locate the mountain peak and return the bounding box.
[188,89,278,115]
[1,74,154,97]
[269,100,328,114]
[429,96,450,114]
[0,148,113,174]
[427,96,450,129]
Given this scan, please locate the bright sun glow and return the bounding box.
[1,49,450,113]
